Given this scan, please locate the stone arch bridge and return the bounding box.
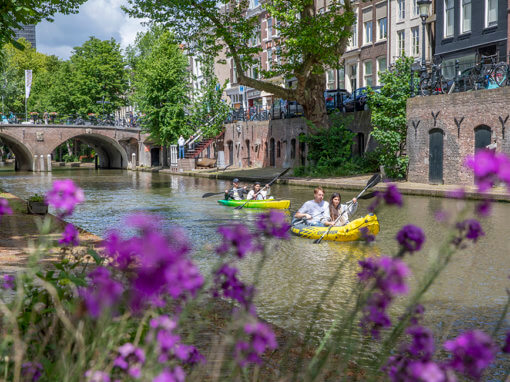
[0,124,152,171]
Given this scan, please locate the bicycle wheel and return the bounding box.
[493,63,508,87]
[419,78,430,96]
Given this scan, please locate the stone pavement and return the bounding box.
[161,167,510,202]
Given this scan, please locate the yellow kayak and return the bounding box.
[291,214,380,242]
[217,199,290,209]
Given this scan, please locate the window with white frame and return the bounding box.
[338,68,345,89]
[364,21,373,44]
[232,59,237,83]
[267,48,272,70]
[397,30,405,56]
[252,65,259,80]
[267,18,273,39]
[273,18,279,37]
[376,56,387,85]
[486,0,498,27]
[349,14,358,48]
[327,70,335,90]
[377,17,387,40]
[461,0,472,33]
[398,0,405,20]
[445,0,454,37]
[276,46,281,65]
[350,63,357,90]
[413,0,419,16]
[411,27,419,56]
[249,0,259,9]
[364,61,373,87]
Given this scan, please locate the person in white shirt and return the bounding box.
[247,182,270,200]
[324,192,358,227]
[294,187,330,226]
[178,135,185,159]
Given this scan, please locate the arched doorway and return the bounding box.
[474,125,491,151]
[245,139,250,165]
[227,141,233,166]
[269,138,275,166]
[429,129,444,184]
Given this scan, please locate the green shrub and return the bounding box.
[28,193,44,202]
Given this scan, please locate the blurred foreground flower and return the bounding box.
[79,267,123,318]
[396,225,425,254]
[113,343,145,379]
[45,179,84,217]
[465,149,510,192]
[213,264,255,312]
[1,274,15,290]
[59,223,80,246]
[21,361,43,381]
[0,198,13,219]
[235,321,277,366]
[216,224,257,258]
[368,183,403,212]
[85,370,110,382]
[255,210,290,239]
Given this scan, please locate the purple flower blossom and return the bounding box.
[443,330,496,380]
[502,331,510,353]
[153,367,185,382]
[465,150,510,192]
[255,210,290,239]
[455,219,485,243]
[216,224,257,258]
[475,199,492,217]
[213,264,255,312]
[396,225,425,254]
[409,304,425,325]
[58,223,80,246]
[45,179,84,217]
[406,326,435,359]
[235,321,277,366]
[84,370,110,382]
[113,343,145,379]
[359,226,376,242]
[360,292,392,339]
[1,274,15,290]
[408,361,449,382]
[383,183,403,207]
[0,198,13,219]
[79,267,123,318]
[21,362,43,381]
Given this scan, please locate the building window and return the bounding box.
[267,48,272,70]
[376,56,387,85]
[397,30,405,56]
[350,63,357,90]
[267,17,273,39]
[411,27,419,56]
[252,65,259,80]
[377,18,387,40]
[349,14,358,48]
[364,21,373,44]
[327,69,335,90]
[445,0,454,37]
[413,0,419,16]
[364,61,373,87]
[249,0,259,8]
[461,0,472,33]
[486,0,498,27]
[290,139,296,159]
[398,0,405,19]
[338,68,345,88]
[277,141,281,158]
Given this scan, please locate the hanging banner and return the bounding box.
[25,69,32,99]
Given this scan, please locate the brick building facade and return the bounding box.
[407,87,510,185]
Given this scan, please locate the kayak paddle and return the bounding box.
[202,191,228,198]
[234,168,291,210]
[313,173,381,244]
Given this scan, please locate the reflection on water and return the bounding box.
[1,168,509,376]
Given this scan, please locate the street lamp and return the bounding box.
[417,0,432,71]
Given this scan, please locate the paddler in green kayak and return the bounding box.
[247,182,271,200]
[224,178,249,200]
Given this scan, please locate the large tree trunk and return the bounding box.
[296,72,329,129]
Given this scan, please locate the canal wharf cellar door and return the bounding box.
[429,129,444,184]
[474,125,491,151]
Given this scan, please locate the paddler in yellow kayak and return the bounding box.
[247,182,271,200]
[224,178,248,200]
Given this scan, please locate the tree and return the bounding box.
[128,27,190,144]
[69,37,129,116]
[0,0,86,48]
[124,0,355,128]
[367,56,414,180]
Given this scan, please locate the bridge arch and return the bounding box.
[49,133,130,169]
[0,133,34,171]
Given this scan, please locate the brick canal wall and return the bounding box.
[407,87,510,185]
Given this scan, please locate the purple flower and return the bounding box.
[455,219,485,243]
[1,274,15,290]
[409,304,425,325]
[359,226,376,242]
[475,199,491,217]
[45,179,84,217]
[216,224,257,258]
[443,330,496,380]
[113,343,145,379]
[212,264,255,312]
[153,367,185,382]
[465,150,510,192]
[502,331,510,353]
[407,361,448,382]
[21,362,43,381]
[58,223,80,246]
[255,210,290,239]
[359,257,410,296]
[396,225,425,254]
[383,183,403,207]
[0,198,13,219]
[79,267,123,318]
[406,326,435,359]
[235,321,277,366]
[360,292,392,339]
[84,370,111,382]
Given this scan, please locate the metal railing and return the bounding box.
[0,113,143,128]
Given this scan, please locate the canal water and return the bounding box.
[1,168,509,377]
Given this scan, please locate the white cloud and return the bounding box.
[36,0,148,60]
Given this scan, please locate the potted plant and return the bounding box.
[27,194,48,215]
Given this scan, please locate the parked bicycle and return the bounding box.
[466,54,507,90]
[419,63,448,96]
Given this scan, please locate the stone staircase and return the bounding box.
[184,137,215,159]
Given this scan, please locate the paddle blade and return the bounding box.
[202,192,223,198]
[359,191,378,200]
[365,173,381,189]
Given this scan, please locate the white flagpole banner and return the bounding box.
[25,69,32,99]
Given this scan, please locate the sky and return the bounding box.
[36,0,148,60]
